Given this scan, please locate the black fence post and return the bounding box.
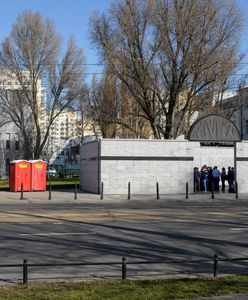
[128,182,131,200]
[48,182,52,200]
[211,182,214,199]
[100,182,103,200]
[213,254,218,277]
[122,256,127,280]
[185,182,189,199]
[235,182,238,199]
[20,183,24,200]
[156,182,160,200]
[23,259,28,284]
[74,183,77,200]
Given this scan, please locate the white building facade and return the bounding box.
[80,139,247,195]
[222,87,248,140]
[40,111,80,141]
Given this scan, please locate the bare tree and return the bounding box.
[86,71,153,138]
[0,11,85,159]
[87,72,118,138]
[117,82,153,138]
[90,0,162,138]
[90,0,243,139]
[40,137,66,166]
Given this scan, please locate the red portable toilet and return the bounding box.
[30,160,47,191]
[9,160,31,192]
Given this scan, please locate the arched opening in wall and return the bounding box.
[187,114,241,193]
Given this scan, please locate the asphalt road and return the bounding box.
[0,191,248,283]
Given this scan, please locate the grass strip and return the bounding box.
[0,179,80,191]
[0,276,248,300]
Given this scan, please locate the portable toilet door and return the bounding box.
[30,160,47,191]
[9,160,31,192]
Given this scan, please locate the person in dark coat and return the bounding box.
[227,166,234,193]
[207,166,213,192]
[212,166,220,192]
[221,167,227,192]
[194,167,201,192]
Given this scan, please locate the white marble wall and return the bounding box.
[100,139,195,194]
[80,139,248,194]
[193,145,234,172]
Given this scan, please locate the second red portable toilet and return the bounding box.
[30,160,47,191]
[9,160,31,192]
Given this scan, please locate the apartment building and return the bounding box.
[45,113,98,175]
[40,111,81,141]
[0,70,98,177]
[0,71,45,177]
[221,88,247,140]
[0,123,21,178]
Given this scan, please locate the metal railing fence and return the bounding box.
[0,254,247,284]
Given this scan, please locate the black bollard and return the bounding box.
[100,182,104,200]
[20,183,24,200]
[74,183,77,200]
[23,259,28,284]
[235,182,238,199]
[122,256,127,280]
[213,254,218,277]
[156,182,160,199]
[185,182,188,199]
[211,182,214,199]
[128,182,131,200]
[48,182,52,200]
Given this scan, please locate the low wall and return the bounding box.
[80,139,247,194]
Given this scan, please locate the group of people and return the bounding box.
[194,165,235,193]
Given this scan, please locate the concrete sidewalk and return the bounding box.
[0,189,246,204]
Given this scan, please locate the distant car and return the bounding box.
[46,167,57,177]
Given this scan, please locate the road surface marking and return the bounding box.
[230,228,248,231]
[19,232,96,236]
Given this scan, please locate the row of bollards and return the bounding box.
[19,182,79,201]
[47,182,78,200]
[100,181,239,200]
[18,180,239,201]
[100,181,161,200]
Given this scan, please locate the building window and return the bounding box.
[15,140,20,150]
[6,133,10,150]
[15,134,20,150]
[5,159,10,176]
[6,140,10,149]
[245,120,248,135]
